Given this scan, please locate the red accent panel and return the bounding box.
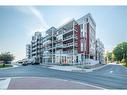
[75,24,81,53]
[86,23,89,54]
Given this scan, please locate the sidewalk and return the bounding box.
[0,77,101,89]
[48,64,107,72]
[49,65,82,71]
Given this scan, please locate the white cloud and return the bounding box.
[25,24,46,39]
[27,7,49,29]
[58,17,73,27]
[15,6,49,37]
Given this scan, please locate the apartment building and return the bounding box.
[26,44,32,59]
[26,13,104,65]
[77,13,96,65]
[29,32,42,63]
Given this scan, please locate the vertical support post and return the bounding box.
[83,22,86,66]
[60,50,61,64]
[52,29,53,64]
[73,20,75,65]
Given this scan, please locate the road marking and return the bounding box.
[0,78,11,89]
[67,80,106,90]
[110,71,113,73]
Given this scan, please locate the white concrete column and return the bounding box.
[73,21,75,65]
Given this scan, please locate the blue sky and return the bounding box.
[0,6,127,61]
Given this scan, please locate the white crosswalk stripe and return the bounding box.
[0,78,11,89]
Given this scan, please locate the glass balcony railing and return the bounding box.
[62,28,78,35]
[62,50,78,54]
[63,29,73,34]
[63,43,78,47]
[63,35,78,41]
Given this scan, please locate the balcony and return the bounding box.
[46,46,54,50]
[54,39,62,43]
[63,35,73,40]
[63,35,78,42]
[54,44,62,49]
[62,29,73,35]
[62,50,78,54]
[62,28,78,35]
[63,42,78,48]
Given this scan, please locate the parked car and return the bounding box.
[27,62,32,65]
[17,61,23,64]
[22,63,28,66]
[31,62,40,65]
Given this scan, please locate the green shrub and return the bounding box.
[0,64,12,68]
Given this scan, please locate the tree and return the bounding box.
[111,53,116,62]
[113,42,127,64]
[0,52,14,67]
[106,52,112,63]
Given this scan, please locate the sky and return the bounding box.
[0,6,127,61]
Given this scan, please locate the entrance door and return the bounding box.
[76,56,78,63]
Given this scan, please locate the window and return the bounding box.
[86,18,88,22]
[57,34,63,40]
[83,30,85,37]
[80,30,83,37]
[81,54,84,61]
[80,24,83,29]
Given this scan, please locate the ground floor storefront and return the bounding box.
[42,54,99,65]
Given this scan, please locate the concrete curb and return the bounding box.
[48,64,108,73]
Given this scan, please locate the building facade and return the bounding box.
[42,27,57,64]
[26,13,104,65]
[54,20,80,64]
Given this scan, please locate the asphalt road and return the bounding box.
[0,64,127,89]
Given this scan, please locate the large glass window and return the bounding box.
[81,40,84,51]
[80,30,83,37]
[86,18,88,22]
[83,29,85,37]
[80,24,85,38]
[57,34,63,40]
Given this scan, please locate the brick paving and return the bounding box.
[8,77,100,89]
